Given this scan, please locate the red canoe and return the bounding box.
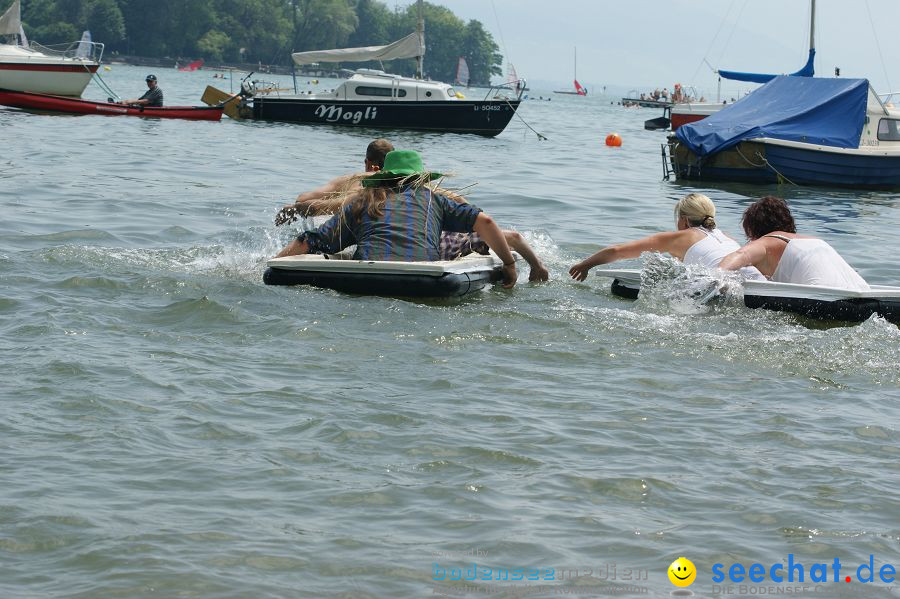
[0,88,224,121]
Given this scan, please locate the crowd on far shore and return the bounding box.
[623,83,705,106]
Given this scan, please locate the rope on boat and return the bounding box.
[91,71,120,101]
[865,0,892,94]
[735,144,797,185]
[504,98,547,141]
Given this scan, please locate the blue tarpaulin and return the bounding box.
[675,77,869,157]
[718,49,816,84]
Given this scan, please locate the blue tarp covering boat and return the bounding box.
[675,76,869,157]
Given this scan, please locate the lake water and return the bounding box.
[2,66,899,598]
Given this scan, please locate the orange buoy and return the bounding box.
[605,133,622,147]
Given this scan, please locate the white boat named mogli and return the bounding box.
[204,2,523,136]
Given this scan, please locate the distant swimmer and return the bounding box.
[719,196,869,290]
[569,193,764,281]
[120,74,163,107]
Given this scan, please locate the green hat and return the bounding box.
[361,150,442,188]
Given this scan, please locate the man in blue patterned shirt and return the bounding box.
[275,150,519,288]
[275,139,549,281]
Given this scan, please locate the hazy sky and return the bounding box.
[429,0,900,97]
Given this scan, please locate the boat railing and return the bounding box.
[28,40,105,63]
[485,79,526,102]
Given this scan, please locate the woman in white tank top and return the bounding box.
[570,193,764,281]
[719,196,869,290]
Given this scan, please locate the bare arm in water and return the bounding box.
[569,231,692,281]
[275,174,362,225]
[437,186,549,282]
[472,213,517,289]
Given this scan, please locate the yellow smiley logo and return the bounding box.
[668,557,697,587]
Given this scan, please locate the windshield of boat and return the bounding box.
[877,118,900,141]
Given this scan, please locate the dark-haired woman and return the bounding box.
[719,196,868,290]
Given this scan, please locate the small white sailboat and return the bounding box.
[455,56,469,87]
[0,0,103,96]
[554,47,587,96]
[74,30,92,59]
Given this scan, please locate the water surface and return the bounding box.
[2,66,899,598]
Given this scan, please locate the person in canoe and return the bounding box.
[719,196,869,290]
[120,74,163,107]
[275,150,519,288]
[569,193,764,281]
[275,139,549,282]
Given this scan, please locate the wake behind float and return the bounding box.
[598,269,900,324]
[264,253,509,298]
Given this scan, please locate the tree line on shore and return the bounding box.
[13,0,503,85]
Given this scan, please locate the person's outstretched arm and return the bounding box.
[569,231,683,281]
[275,174,361,225]
[274,206,356,258]
[472,213,517,289]
[275,238,310,258]
[503,231,548,282]
[719,239,767,271]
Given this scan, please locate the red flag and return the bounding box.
[574,80,587,96]
[179,59,204,72]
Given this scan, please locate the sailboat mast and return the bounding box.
[416,0,424,79]
[574,47,577,81]
[809,0,815,51]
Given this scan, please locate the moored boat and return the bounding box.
[0,0,102,96]
[0,88,224,120]
[666,76,900,189]
[652,0,819,131]
[264,253,507,298]
[208,1,524,137]
[244,68,521,136]
[598,269,900,324]
[669,102,725,130]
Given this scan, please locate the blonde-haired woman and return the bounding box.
[569,193,763,281]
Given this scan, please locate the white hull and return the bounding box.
[0,45,98,96]
[0,67,95,96]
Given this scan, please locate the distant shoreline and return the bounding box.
[104,54,342,78]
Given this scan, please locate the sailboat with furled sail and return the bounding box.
[209,0,524,136]
[668,0,817,130]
